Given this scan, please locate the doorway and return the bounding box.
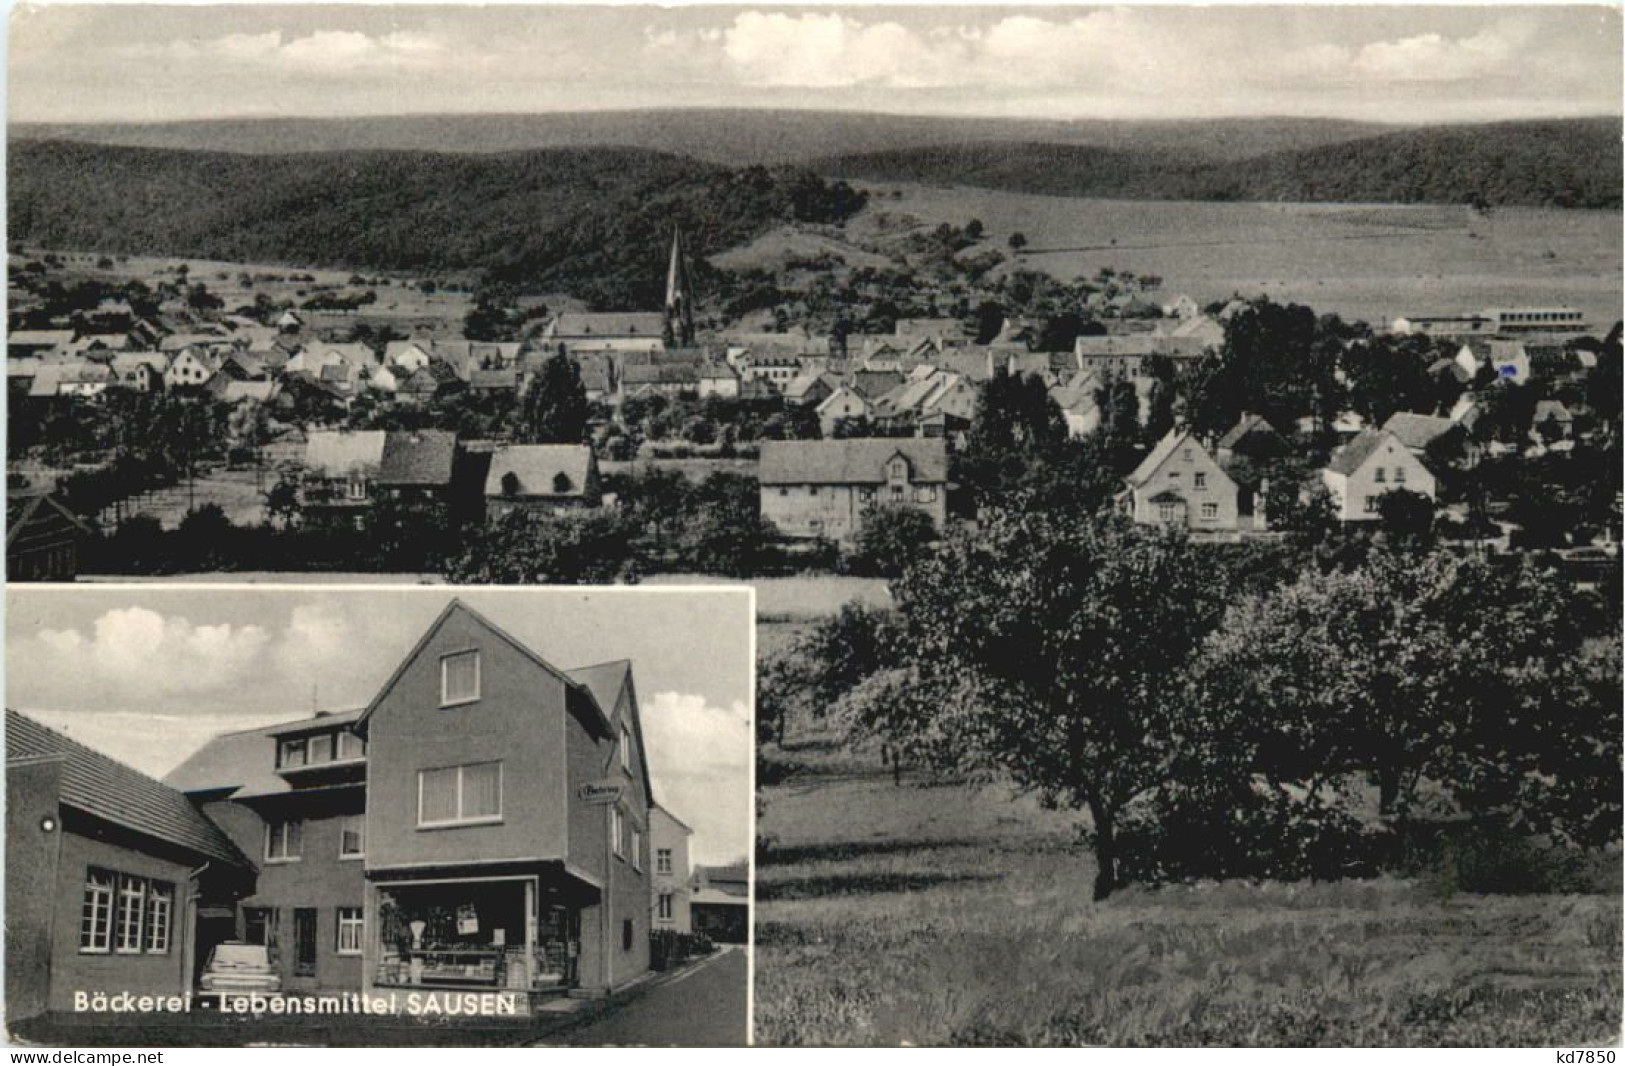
[293,909,317,978]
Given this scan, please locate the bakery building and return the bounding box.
[8,599,663,1021]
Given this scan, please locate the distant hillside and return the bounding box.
[819,118,1622,209]
[11,110,1396,166]
[7,141,866,308]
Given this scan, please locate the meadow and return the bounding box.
[831,184,1624,332]
[754,623,1623,1047]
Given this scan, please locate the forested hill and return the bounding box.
[11,111,1396,166]
[818,118,1622,209]
[6,140,867,307]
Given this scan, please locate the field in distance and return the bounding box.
[737,183,1624,331]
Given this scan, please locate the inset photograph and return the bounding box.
[5,586,752,1047]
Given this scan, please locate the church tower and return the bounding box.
[663,227,696,349]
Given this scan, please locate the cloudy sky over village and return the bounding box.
[9,4,1620,125]
[5,587,753,865]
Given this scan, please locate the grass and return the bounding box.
[645,574,892,620]
[754,709,1623,1047]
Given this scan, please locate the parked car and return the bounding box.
[199,942,281,993]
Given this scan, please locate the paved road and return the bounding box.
[542,946,748,1047]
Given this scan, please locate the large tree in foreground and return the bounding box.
[1194,549,1620,843]
[842,511,1228,899]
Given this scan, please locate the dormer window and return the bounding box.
[620,723,632,773]
[553,472,573,494]
[280,737,308,768]
[501,472,520,497]
[441,650,481,706]
[888,457,909,481]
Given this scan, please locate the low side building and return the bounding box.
[688,864,748,945]
[5,711,253,1022]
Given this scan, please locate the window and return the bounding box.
[280,737,308,768]
[611,807,625,858]
[657,848,673,875]
[1194,472,1207,490]
[346,477,367,501]
[658,894,673,921]
[336,907,364,955]
[778,487,788,497]
[620,724,632,772]
[1373,467,1386,483]
[116,875,146,953]
[915,486,937,503]
[80,870,114,953]
[623,919,634,952]
[1201,502,1219,520]
[145,883,173,954]
[441,650,481,706]
[1157,502,1179,522]
[809,486,819,497]
[891,484,905,502]
[1364,495,1380,514]
[632,827,643,872]
[418,762,502,827]
[308,733,333,765]
[266,820,303,862]
[1394,467,1407,484]
[339,815,365,859]
[336,732,366,760]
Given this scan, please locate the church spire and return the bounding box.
[663,227,696,349]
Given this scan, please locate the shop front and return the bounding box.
[368,868,596,1003]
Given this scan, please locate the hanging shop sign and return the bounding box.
[577,781,625,805]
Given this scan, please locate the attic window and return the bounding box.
[500,471,520,497]
[441,650,481,706]
[553,472,573,494]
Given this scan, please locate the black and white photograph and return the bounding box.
[4,0,1623,1052]
[4,586,753,1046]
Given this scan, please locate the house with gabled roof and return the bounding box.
[7,491,93,582]
[759,438,948,544]
[1321,428,1436,522]
[301,430,386,529]
[154,599,660,1002]
[1216,412,1289,465]
[1120,429,1241,532]
[649,806,693,935]
[483,445,602,520]
[6,709,254,1020]
[816,385,873,437]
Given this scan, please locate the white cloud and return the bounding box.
[719,12,966,90]
[126,28,453,75]
[641,691,751,866]
[33,608,270,697]
[1351,19,1535,83]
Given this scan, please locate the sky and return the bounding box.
[5,586,754,865]
[7,4,1621,125]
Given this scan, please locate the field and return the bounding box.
[12,249,567,339]
[818,184,1624,332]
[754,611,1623,1047]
